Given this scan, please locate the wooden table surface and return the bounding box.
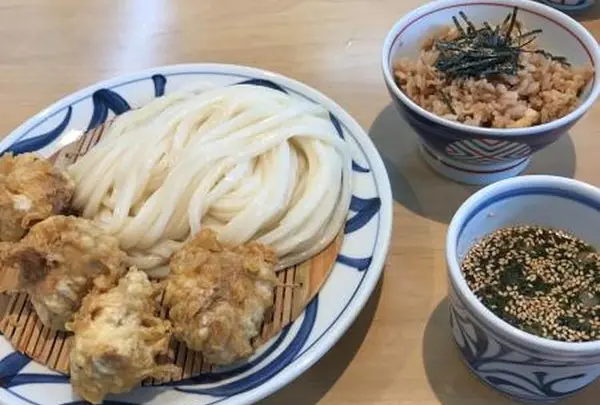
[0,1,599,404]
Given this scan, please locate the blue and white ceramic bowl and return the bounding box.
[382,0,600,185]
[0,64,393,405]
[447,175,600,403]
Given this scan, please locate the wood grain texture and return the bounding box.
[0,0,598,403]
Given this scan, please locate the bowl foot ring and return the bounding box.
[419,143,530,185]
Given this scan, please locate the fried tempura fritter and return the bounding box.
[68,268,177,404]
[2,215,126,330]
[0,153,74,241]
[164,229,278,365]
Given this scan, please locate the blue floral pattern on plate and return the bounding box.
[0,67,390,405]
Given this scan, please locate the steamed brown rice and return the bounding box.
[393,27,594,128]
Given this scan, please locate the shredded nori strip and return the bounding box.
[434,7,570,79]
[504,7,518,42]
[452,16,466,37]
[459,11,477,34]
[519,28,543,40]
[439,90,456,115]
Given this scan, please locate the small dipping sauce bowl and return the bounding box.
[447,175,600,402]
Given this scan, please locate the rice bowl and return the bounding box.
[393,12,594,128]
[382,0,600,185]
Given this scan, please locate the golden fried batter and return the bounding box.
[0,153,74,241]
[164,229,278,365]
[2,215,126,330]
[67,268,177,404]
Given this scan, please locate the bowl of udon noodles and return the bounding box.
[0,64,392,405]
[381,0,600,185]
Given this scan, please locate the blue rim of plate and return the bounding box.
[0,64,393,405]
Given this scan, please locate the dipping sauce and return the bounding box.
[461,225,600,342]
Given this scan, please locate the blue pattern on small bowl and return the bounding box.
[536,0,596,13]
[447,175,600,402]
[382,0,600,185]
[0,64,393,405]
[449,291,600,403]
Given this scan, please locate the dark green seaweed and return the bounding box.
[434,7,569,79]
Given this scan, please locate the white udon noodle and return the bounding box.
[68,83,352,278]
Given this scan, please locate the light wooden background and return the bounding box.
[0,1,599,404]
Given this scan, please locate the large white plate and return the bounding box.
[0,64,393,405]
